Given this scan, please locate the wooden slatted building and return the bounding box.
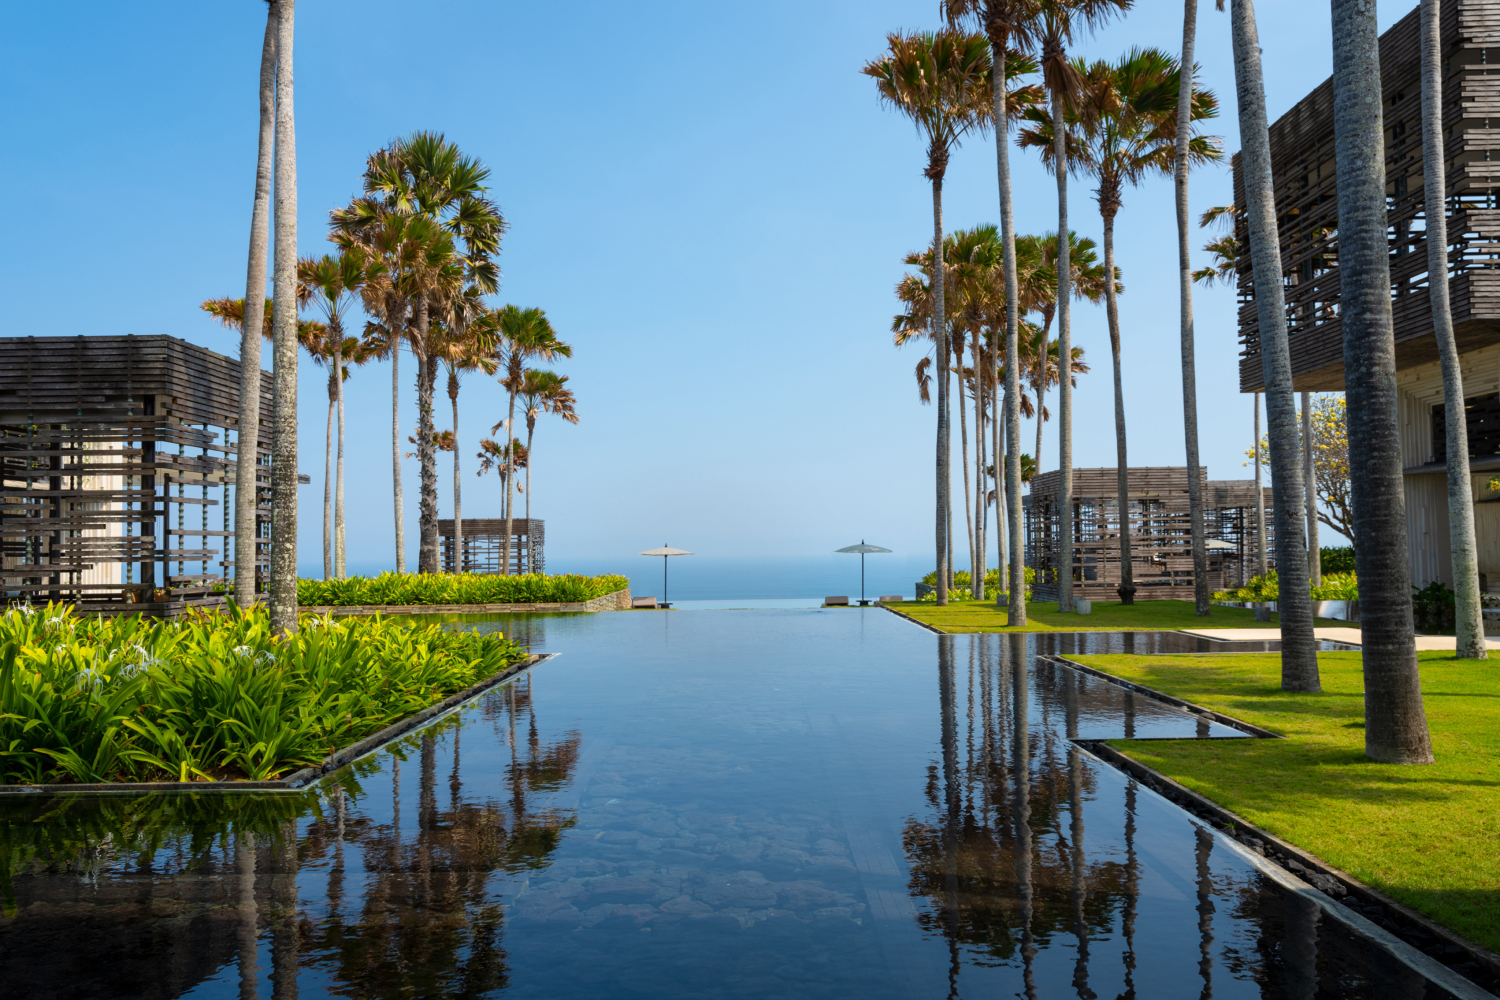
[438,518,544,575]
[1025,467,1273,602]
[0,335,283,617]
[1233,0,1500,589]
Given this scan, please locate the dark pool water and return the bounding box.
[0,610,1457,999]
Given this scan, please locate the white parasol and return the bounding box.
[834,540,893,605]
[639,545,693,606]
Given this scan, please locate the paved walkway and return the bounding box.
[1179,627,1500,651]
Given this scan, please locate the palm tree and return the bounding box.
[1220,0,1321,687]
[518,369,579,530]
[1418,0,1485,659]
[268,0,298,634]
[476,438,528,542]
[1028,49,1219,603]
[1330,0,1433,762]
[485,306,570,575]
[305,333,375,578]
[297,249,378,579]
[234,1,276,609]
[432,317,497,573]
[865,30,993,607]
[1034,0,1131,612]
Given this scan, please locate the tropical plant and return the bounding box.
[0,603,526,785]
[430,316,498,572]
[1321,546,1356,575]
[1026,47,1219,604]
[1330,0,1433,763]
[268,0,299,635]
[1218,0,1320,686]
[476,437,528,549]
[482,306,570,575]
[865,29,994,606]
[309,335,376,580]
[296,572,628,607]
[298,249,380,580]
[518,370,579,529]
[235,3,276,610]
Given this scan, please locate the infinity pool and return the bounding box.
[0,609,1459,999]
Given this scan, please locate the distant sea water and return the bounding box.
[327,554,942,603]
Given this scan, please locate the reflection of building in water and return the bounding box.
[0,673,581,999]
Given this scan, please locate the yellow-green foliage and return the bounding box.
[1073,651,1500,953]
[917,567,1034,602]
[297,571,629,607]
[1216,570,1359,602]
[0,604,526,785]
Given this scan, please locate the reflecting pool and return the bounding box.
[0,609,1460,999]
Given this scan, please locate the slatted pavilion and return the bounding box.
[0,335,278,618]
[1234,0,1500,392]
[438,518,544,575]
[1024,468,1275,602]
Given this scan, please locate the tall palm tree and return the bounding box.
[519,369,579,529]
[1034,0,1132,612]
[1330,0,1433,762]
[268,0,298,634]
[432,317,497,573]
[1221,0,1321,687]
[297,249,378,579]
[485,306,570,575]
[234,1,276,608]
[1028,49,1219,603]
[1419,0,1485,659]
[865,30,993,607]
[476,438,527,544]
[304,333,374,578]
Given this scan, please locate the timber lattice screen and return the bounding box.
[0,335,277,618]
[1234,0,1500,393]
[1025,468,1275,602]
[439,519,544,575]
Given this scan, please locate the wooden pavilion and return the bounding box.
[439,518,544,575]
[0,335,288,618]
[1024,467,1273,602]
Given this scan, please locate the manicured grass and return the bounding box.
[887,598,1346,633]
[297,571,630,607]
[0,604,527,784]
[1070,650,1500,953]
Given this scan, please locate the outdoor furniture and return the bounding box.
[835,540,893,605]
[823,596,850,607]
[879,595,902,604]
[640,544,692,607]
[632,597,659,609]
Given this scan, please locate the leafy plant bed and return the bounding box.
[1067,650,1500,960]
[0,604,529,787]
[885,599,1348,633]
[297,572,630,607]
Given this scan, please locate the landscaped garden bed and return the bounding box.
[1067,650,1500,959]
[297,572,631,613]
[0,603,529,787]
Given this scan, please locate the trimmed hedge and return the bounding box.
[297,572,630,607]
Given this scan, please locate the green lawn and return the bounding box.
[1070,650,1500,953]
[887,598,1346,633]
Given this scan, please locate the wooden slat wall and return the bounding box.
[0,335,277,617]
[437,519,545,575]
[1235,0,1500,393]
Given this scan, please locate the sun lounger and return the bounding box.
[879,595,902,603]
[823,596,850,607]
[632,597,659,609]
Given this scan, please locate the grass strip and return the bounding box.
[888,598,1346,633]
[297,571,630,607]
[0,603,527,785]
[1069,650,1500,954]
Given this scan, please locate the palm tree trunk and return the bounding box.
[391,340,405,574]
[995,46,1026,624]
[1303,392,1320,588]
[992,345,1007,592]
[334,338,346,578]
[415,298,439,575]
[959,367,975,590]
[323,378,333,580]
[1102,208,1135,604]
[1034,308,1054,477]
[1175,0,1209,618]
[933,176,950,606]
[1421,0,1486,659]
[450,374,463,574]
[1331,0,1434,763]
[973,342,986,599]
[1254,392,1267,580]
[1231,0,1319,683]
[267,0,298,635]
[1052,83,1076,613]
[234,7,275,608]
[525,422,536,571]
[503,391,518,576]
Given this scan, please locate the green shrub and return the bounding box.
[297,572,630,607]
[1412,580,1457,634]
[1217,569,1360,603]
[1321,546,1356,574]
[0,603,527,785]
[918,567,1034,602]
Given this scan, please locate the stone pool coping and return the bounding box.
[0,653,553,797]
[1047,652,1500,996]
[299,587,631,616]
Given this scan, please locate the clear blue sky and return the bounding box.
[2,0,1396,575]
